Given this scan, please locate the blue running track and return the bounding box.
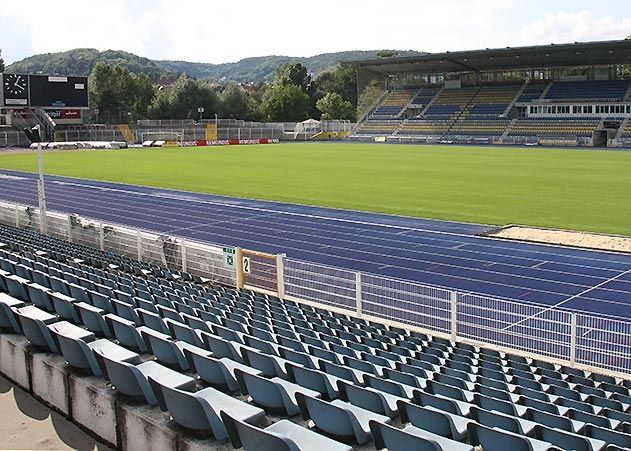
[1,169,631,319]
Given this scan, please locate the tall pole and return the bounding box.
[37,141,47,234]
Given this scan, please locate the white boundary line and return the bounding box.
[503,267,631,330]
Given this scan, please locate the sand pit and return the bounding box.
[490,226,631,253]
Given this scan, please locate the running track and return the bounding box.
[1,169,631,320]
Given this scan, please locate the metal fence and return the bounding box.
[1,199,631,375]
[0,201,236,287]
[282,258,631,375]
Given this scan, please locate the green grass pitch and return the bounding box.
[0,143,630,235]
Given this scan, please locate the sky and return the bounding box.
[1,0,631,65]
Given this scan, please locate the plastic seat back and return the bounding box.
[399,401,453,438]
[295,392,354,439]
[534,425,591,451]
[370,420,440,451]
[468,423,531,451]
[222,412,294,451]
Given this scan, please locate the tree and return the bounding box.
[0,49,4,72]
[259,83,310,122]
[316,64,358,107]
[168,75,219,120]
[377,50,399,58]
[219,83,250,119]
[275,63,313,93]
[89,62,156,123]
[316,92,355,121]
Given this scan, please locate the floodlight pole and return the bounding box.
[37,141,48,234]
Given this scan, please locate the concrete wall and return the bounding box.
[0,334,232,451]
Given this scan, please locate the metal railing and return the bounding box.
[0,201,237,287]
[1,200,630,376]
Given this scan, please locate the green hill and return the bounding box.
[5,49,424,82]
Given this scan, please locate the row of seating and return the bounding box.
[545,80,631,101]
[508,118,601,138]
[2,223,631,450]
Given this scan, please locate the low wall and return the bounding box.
[0,334,233,451]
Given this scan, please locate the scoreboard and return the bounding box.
[1,73,89,108]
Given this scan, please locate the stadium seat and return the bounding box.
[468,423,556,451]
[533,424,606,451]
[104,314,147,352]
[285,362,341,400]
[26,283,54,311]
[184,346,261,392]
[74,302,111,337]
[15,305,59,352]
[221,411,352,451]
[148,377,265,441]
[0,293,24,333]
[337,380,403,419]
[96,353,195,406]
[584,424,631,449]
[235,370,320,416]
[398,401,470,441]
[5,275,30,302]
[295,392,390,445]
[369,420,465,451]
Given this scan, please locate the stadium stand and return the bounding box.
[2,222,631,450]
[350,40,631,146]
[544,80,631,101]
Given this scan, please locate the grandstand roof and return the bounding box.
[350,40,631,74]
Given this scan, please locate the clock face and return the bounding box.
[4,74,27,96]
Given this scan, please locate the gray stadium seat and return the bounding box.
[370,420,474,451]
[0,293,24,333]
[295,392,390,445]
[285,362,341,400]
[137,326,193,371]
[5,275,30,302]
[26,283,54,311]
[584,424,631,449]
[104,314,147,352]
[398,401,470,441]
[48,321,138,376]
[184,346,261,392]
[338,380,403,419]
[534,424,606,451]
[147,377,265,441]
[15,305,59,352]
[471,406,537,436]
[95,353,195,406]
[468,423,557,451]
[75,302,111,337]
[235,370,321,416]
[221,411,352,451]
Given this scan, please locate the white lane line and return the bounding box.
[16,185,631,298]
[6,185,631,309]
[503,267,631,330]
[42,186,625,283]
[531,261,548,269]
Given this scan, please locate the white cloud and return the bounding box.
[509,11,631,46]
[1,1,630,64]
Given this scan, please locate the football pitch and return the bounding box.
[0,142,630,235]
